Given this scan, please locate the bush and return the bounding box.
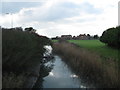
[100,26,120,48]
[2,29,52,73]
[2,28,52,88]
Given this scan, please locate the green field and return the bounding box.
[68,40,119,60]
[52,40,58,42]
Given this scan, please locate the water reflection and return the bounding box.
[33,45,54,88]
[33,60,54,88]
[43,56,86,88]
[44,45,52,56]
[49,72,54,76]
[34,46,87,88]
[70,74,78,78]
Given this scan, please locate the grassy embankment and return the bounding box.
[52,40,58,43]
[2,29,51,88]
[69,40,119,61]
[53,40,119,88]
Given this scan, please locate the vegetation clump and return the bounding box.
[53,42,119,88]
[2,27,52,88]
[100,26,120,48]
[69,40,119,60]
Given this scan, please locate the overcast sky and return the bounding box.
[0,0,119,37]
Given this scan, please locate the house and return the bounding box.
[61,35,72,40]
[51,36,60,40]
[52,34,92,40]
[76,34,89,40]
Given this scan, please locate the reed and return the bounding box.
[53,42,119,88]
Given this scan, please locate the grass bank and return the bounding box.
[69,40,119,61]
[53,42,119,88]
[2,29,51,88]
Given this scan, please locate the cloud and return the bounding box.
[2,0,47,2]
[1,1,102,23]
[1,2,43,14]
[0,0,119,37]
[14,1,101,22]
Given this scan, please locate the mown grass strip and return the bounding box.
[69,40,119,60]
[52,40,58,42]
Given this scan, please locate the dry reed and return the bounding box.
[53,42,119,88]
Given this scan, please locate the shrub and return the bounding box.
[2,29,51,73]
[2,28,52,88]
[100,26,120,48]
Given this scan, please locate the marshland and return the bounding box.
[2,26,120,88]
[1,1,120,89]
[53,41,119,88]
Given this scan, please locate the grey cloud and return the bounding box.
[12,1,102,23]
[1,2,43,14]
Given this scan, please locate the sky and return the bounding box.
[0,0,119,37]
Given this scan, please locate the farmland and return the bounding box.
[69,40,119,60]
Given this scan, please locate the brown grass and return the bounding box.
[2,72,27,88]
[53,42,119,88]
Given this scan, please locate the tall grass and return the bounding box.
[2,29,51,88]
[53,42,119,88]
[2,72,27,88]
[3,29,51,72]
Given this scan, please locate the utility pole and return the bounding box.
[11,13,13,28]
[6,13,13,28]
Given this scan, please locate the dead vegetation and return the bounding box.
[53,42,119,88]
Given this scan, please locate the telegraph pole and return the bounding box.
[11,13,13,28]
[6,13,13,28]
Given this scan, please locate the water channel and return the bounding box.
[43,55,86,88]
[34,46,91,88]
[34,45,88,88]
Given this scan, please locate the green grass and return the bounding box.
[69,40,119,60]
[52,40,58,42]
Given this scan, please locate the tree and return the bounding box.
[93,35,99,39]
[24,27,36,33]
[87,34,90,37]
[100,26,120,48]
[87,34,91,39]
[15,27,23,31]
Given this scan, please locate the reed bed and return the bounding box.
[53,42,119,88]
